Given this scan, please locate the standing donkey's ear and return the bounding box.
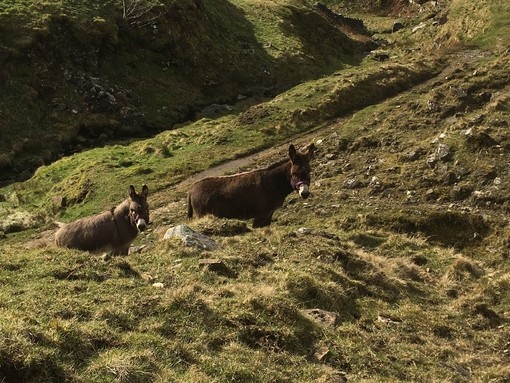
[289,144,297,163]
[141,184,149,199]
[306,143,315,159]
[129,185,136,199]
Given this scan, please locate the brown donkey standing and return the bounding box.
[55,185,149,255]
[187,144,315,227]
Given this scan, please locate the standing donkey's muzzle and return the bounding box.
[296,181,310,199]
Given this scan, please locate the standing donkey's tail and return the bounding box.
[187,192,193,219]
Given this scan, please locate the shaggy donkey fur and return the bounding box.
[55,185,149,255]
[187,144,314,227]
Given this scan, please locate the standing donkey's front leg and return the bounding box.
[112,244,131,256]
[253,211,274,228]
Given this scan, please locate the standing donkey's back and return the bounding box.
[55,185,149,255]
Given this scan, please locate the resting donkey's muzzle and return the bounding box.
[136,218,147,231]
[131,213,148,231]
[295,181,310,199]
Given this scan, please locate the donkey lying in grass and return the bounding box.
[187,144,315,227]
[55,185,149,255]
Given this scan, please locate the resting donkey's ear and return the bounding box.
[141,184,149,199]
[129,185,136,199]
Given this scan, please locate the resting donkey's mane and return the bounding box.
[55,185,149,255]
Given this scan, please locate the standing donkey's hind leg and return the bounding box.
[253,212,274,228]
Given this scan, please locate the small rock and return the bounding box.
[370,50,390,62]
[297,227,313,235]
[304,308,338,328]
[344,177,362,189]
[412,22,426,33]
[141,272,154,282]
[455,87,467,98]
[163,225,218,250]
[198,258,224,266]
[377,314,402,325]
[152,282,165,288]
[426,153,438,167]
[392,21,405,32]
[129,244,147,254]
[312,346,330,362]
[401,149,422,162]
[437,143,451,160]
[425,188,438,200]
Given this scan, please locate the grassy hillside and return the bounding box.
[0,0,509,382]
[0,0,369,184]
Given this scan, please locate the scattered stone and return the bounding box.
[377,314,403,325]
[312,346,330,362]
[304,308,338,328]
[199,258,225,271]
[1,210,39,234]
[129,244,147,254]
[140,272,154,282]
[370,50,390,62]
[297,227,313,235]
[401,149,422,162]
[344,177,362,189]
[437,143,452,161]
[392,22,405,32]
[425,188,438,200]
[426,153,438,167]
[163,225,218,250]
[412,22,426,33]
[198,258,224,266]
[455,87,468,98]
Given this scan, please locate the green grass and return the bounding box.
[1,1,510,382]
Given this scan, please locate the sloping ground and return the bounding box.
[0,0,509,382]
[0,0,370,185]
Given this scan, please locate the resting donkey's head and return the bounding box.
[128,185,150,231]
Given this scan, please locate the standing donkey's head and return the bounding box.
[128,185,150,231]
[289,144,315,199]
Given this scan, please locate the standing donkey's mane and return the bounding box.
[55,185,149,255]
